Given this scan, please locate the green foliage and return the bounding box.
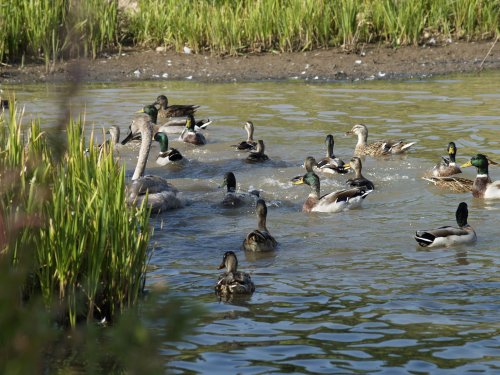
[0,0,499,62]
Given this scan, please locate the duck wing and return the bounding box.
[128,175,177,197]
[346,177,375,190]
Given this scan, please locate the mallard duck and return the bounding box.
[432,142,462,177]
[346,124,415,156]
[154,94,199,119]
[245,140,269,163]
[215,251,255,298]
[461,154,500,199]
[316,135,347,174]
[242,199,278,252]
[180,114,207,145]
[154,132,183,166]
[220,172,259,208]
[344,157,375,190]
[292,170,372,213]
[291,156,318,183]
[233,121,257,151]
[415,202,476,247]
[126,116,183,213]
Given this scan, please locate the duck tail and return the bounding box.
[400,142,416,151]
[414,231,435,247]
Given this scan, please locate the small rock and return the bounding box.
[355,60,362,64]
[377,72,386,77]
[152,74,160,78]
[162,73,169,78]
[185,75,193,80]
[156,46,166,53]
[133,69,141,77]
[183,46,192,54]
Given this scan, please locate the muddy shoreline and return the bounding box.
[1,40,499,84]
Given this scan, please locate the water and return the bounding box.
[4,72,500,373]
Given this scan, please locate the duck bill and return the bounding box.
[136,108,145,113]
[345,130,353,136]
[343,163,352,170]
[448,146,456,154]
[121,130,134,145]
[291,176,305,185]
[217,261,225,270]
[460,161,472,168]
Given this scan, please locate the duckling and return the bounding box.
[155,94,199,119]
[415,202,476,247]
[461,154,500,199]
[233,121,257,151]
[242,199,278,252]
[316,135,347,174]
[344,157,375,190]
[215,251,255,298]
[245,140,269,163]
[220,172,259,208]
[346,124,415,156]
[154,132,183,166]
[292,170,372,213]
[180,114,207,145]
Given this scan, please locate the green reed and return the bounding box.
[1,103,151,326]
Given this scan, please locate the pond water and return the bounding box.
[4,71,500,373]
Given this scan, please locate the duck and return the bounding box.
[245,140,269,163]
[292,169,372,213]
[242,199,278,252]
[126,116,183,213]
[220,172,259,208]
[291,156,319,183]
[344,157,375,190]
[154,94,199,119]
[316,135,347,174]
[414,202,476,247]
[346,124,415,156]
[180,114,207,145]
[215,251,255,298]
[233,121,257,151]
[97,125,121,151]
[154,132,183,166]
[136,104,211,135]
[432,142,462,177]
[461,154,500,199]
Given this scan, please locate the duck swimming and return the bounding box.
[215,251,255,299]
[346,124,415,156]
[242,199,278,252]
[316,135,347,174]
[233,121,257,151]
[414,202,476,247]
[220,172,259,208]
[155,94,199,119]
[126,116,184,213]
[432,142,462,177]
[292,169,372,213]
[344,157,375,190]
[154,132,183,166]
[245,140,269,163]
[461,154,500,199]
[180,114,207,145]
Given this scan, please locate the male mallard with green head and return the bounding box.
[220,172,259,208]
[415,202,476,247]
[242,199,277,252]
[154,132,183,166]
[461,154,500,199]
[344,157,375,190]
[292,168,372,213]
[155,94,199,119]
[215,251,255,298]
[180,114,207,145]
[423,142,473,192]
[316,134,347,174]
[346,124,415,156]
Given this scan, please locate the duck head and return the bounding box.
[461,154,489,175]
[221,172,237,193]
[155,95,168,109]
[218,251,238,273]
[447,142,457,163]
[154,132,169,152]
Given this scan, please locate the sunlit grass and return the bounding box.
[0,0,499,63]
[1,102,150,326]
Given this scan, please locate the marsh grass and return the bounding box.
[1,102,151,326]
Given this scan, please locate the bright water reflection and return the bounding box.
[4,72,500,373]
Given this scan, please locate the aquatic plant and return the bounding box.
[0,102,150,326]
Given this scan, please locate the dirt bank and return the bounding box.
[1,40,499,84]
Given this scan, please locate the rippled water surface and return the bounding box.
[5,72,500,373]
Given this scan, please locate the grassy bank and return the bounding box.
[0,0,498,67]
